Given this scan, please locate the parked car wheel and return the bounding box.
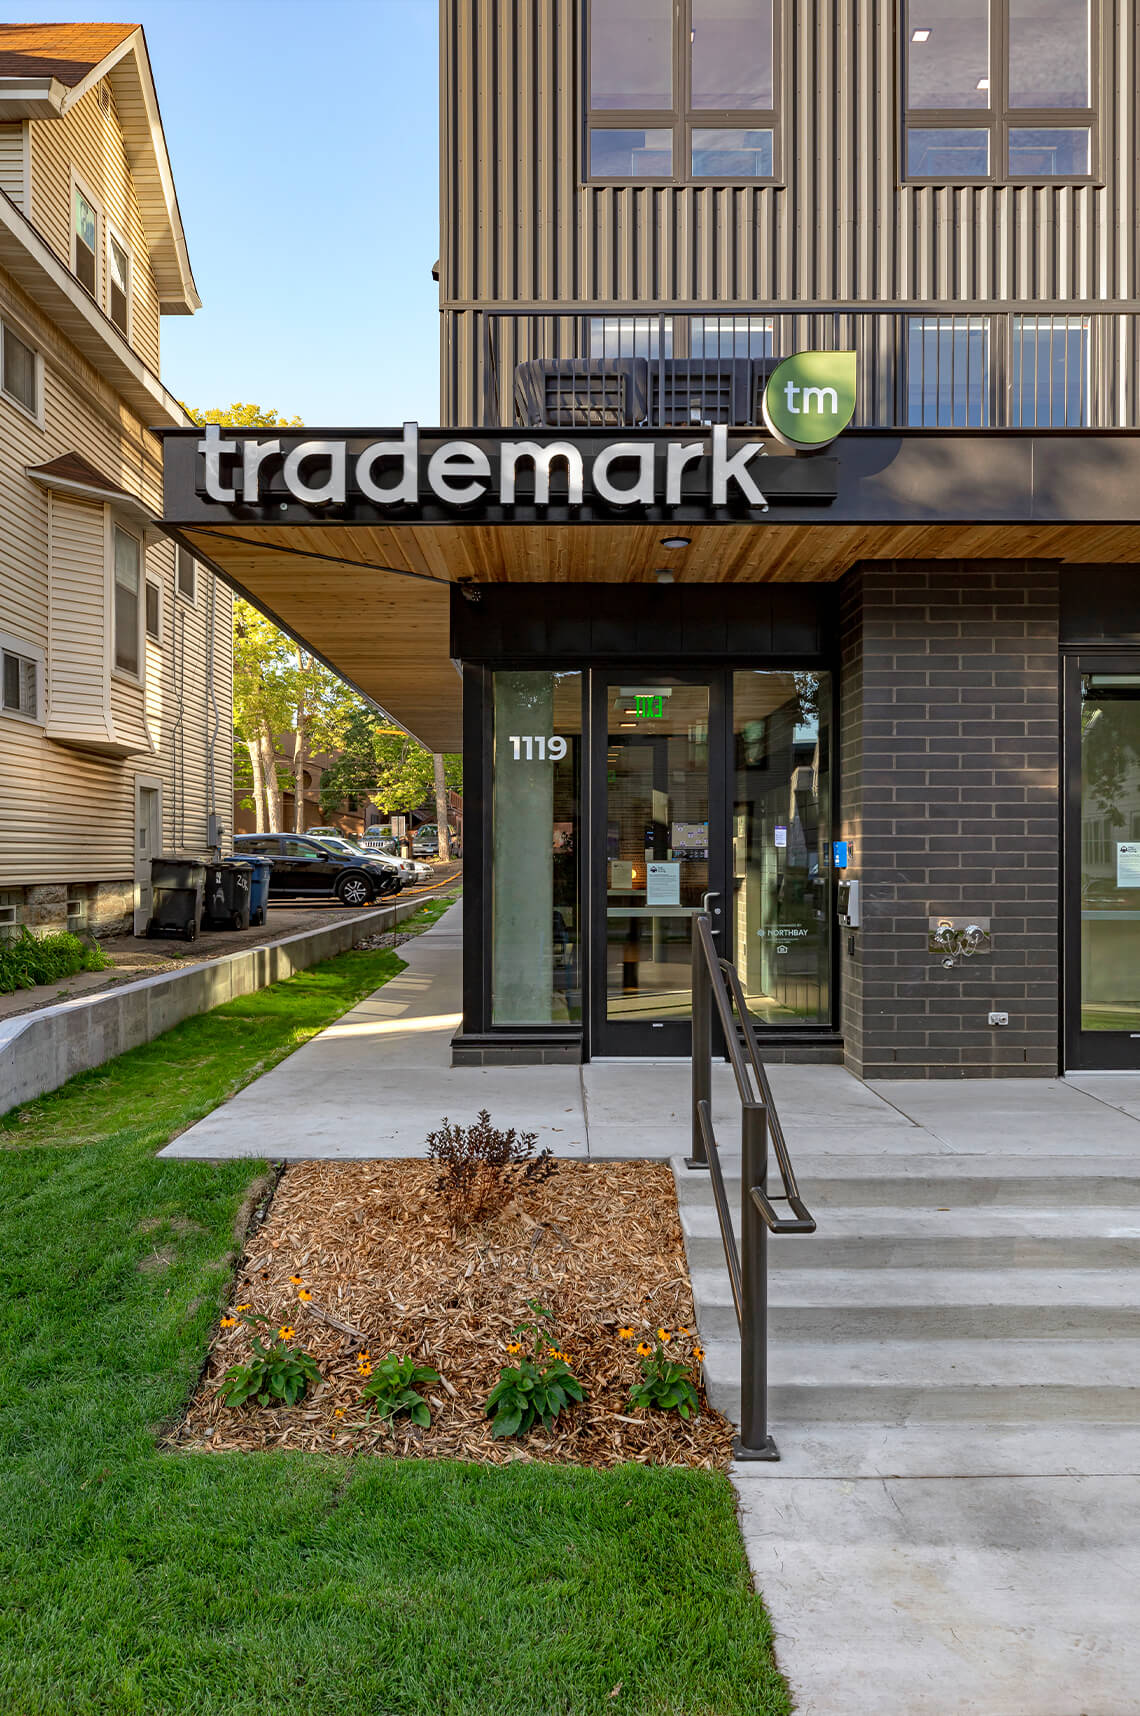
[336,873,374,907]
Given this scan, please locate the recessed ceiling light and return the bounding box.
[976,76,989,89]
[655,569,675,584]
[619,721,636,729]
[660,535,691,549]
[911,27,931,42]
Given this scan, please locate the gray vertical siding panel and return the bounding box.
[442,0,1140,422]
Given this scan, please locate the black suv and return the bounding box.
[234,834,401,906]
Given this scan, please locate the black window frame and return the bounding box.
[903,0,1100,186]
[584,0,782,187]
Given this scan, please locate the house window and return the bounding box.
[74,183,98,296]
[1,321,37,416]
[587,0,779,184]
[176,546,197,603]
[1011,314,1090,425]
[108,233,130,336]
[145,578,161,640]
[113,524,141,676]
[2,646,39,720]
[905,0,1095,181]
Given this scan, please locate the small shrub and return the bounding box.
[358,1353,440,1428]
[623,1327,703,1420]
[484,1300,586,1439]
[217,1315,321,1408]
[427,1107,555,1226]
[0,928,111,994]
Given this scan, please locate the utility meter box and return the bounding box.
[837,878,861,928]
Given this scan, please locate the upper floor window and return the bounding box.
[586,1,779,183]
[74,183,98,297]
[113,524,141,677]
[905,1,1095,182]
[2,643,40,723]
[108,232,131,337]
[176,546,197,604]
[1,321,37,418]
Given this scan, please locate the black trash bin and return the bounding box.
[202,859,252,931]
[147,856,207,942]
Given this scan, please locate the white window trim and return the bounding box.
[0,312,44,429]
[0,628,45,727]
[108,512,145,686]
[175,544,198,607]
[70,166,103,308]
[144,571,163,643]
[106,221,133,345]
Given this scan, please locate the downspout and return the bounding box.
[205,570,221,852]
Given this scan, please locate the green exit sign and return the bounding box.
[634,694,665,719]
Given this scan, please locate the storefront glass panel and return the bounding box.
[603,678,712,1033]
[491,671,581,1023]
[1079,673,1140,1035]
[732,670,832,1026]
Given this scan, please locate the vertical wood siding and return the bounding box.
[441,0,1138,419]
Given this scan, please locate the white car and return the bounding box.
[348,835,435,885]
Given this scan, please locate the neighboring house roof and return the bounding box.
[0,21,199,314]
[26,449,156,526]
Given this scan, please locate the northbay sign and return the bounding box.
[168,422,840,528]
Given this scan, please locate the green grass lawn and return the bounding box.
[0,893,789,1716]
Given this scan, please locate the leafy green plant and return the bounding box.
[358,1353,440,1427]
[484,1300,586,1439]
[217,1314,321,1408]
[625,1329,702,1421]
[0,927,111,994]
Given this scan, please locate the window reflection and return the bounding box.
[907,316,991,427]
[1009,0,1089,106]
[907,0,990,109]
[733,672,831,1028]
[1079,676,1140,1033]
[589,0,673,109]
[690,0,773,109]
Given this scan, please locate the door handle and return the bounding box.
[701,890,721,935]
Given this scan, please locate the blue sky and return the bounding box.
[18,0,441,423]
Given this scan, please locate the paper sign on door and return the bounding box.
[646,861,681,906]
[1117,842,1140,887]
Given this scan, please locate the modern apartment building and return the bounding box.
[0,23,231,939]
[163,0,1140,1076]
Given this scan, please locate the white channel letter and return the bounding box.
[197,423,237,502]
[427,441,491,503]
[802,386,839,415]
[711,424,767,507]
[282,441,347,506]
[241,438,281,502]
[499,442,584,505]
[591,441,654,507]
[665,440,705,506]
[355,422,418,505]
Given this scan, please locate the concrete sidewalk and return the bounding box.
[158,897,1140,1716]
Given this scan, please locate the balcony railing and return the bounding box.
[460,307,1140,431]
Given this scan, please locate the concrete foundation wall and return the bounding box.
[839,563,1061,1079]
[0,894,446,1115]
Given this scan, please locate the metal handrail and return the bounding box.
[688,911,816,1461]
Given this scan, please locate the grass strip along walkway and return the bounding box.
[0,895,789,1716]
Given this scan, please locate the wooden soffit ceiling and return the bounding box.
[179,514,1140,755]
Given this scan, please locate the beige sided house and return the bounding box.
[0,22,231,939]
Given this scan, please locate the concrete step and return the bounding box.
[700,1336,1140,1424]
[674,1157,1140,1209]
[688,1265,1140,1341]
[680,1202,1140,1270]
[728,1419,1140,1478]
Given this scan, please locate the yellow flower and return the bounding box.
[289,1276,304,1285]
[548,1346,559,1356]
[357,1362,373,1378]
[234,1304,250,1313]
[277,1326,295,1340]
[334,1408,345,1419]
[219,1316,236,1329]
[637,1342,653,1357]
[298,1289,313,1302]
[358,1352,371,1365]
[506,1342,521,1354]
[678,1327,689,1337]
[657,1328,671,1343]
[618,1328,635,1340]
[693,1345,705,1363]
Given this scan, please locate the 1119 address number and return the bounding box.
[507,735,567,760]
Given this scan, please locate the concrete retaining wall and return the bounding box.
[0,894,449,1115]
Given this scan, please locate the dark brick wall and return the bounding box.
[838,562,1061,1079]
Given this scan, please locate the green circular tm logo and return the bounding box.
[762,350,857,448]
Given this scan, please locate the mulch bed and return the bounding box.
[173,1159,734,1469]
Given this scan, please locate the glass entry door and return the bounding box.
[1066,658,1140,1069]
[592,674,726,1055]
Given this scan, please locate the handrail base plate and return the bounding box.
[733,1433,780,1463]
[684,1155,710,1170]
